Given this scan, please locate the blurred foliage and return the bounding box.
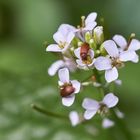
[0,0,140,140]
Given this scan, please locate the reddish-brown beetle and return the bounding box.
[80,43,90,61]
[60,84,75,97]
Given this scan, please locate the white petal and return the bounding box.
[84,22,97,31]
[53,31,65,43]
[84,110,97,120]
[46,44,61,52]
[62,95,75,107]
[85,12,97,25]
[102,118,115,128]
[131,54,139,63]
[129,39,140,51]
[119,51,136,62]
[71,80,81,94]
[113,35,127,49]
[105,67,118,83]
[48,60,65,76]
[115,108,124,119]
[58,68,69,83]
[66,32,75,44]
[94,56,112,71]
[58,24,76,35]
[103,93,119,108]
[82,98,99,110]
[69,111,80,126]
[58,81,64,86]
[88,49,94,59]
[103,40,119,58]
[114,79,122,86]
[74,48,81,59]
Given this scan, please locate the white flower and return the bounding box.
[74,43,95,69]
[46,25,75,53]
[94,40,136,82]
[48,57,77,76]
[69,111,80,127]
[78,12,97,31]
[82,93,119,120]
[102,118,115,128]
[113,34,140,63]
[58,68,81,106]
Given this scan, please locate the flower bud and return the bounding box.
[85,32,92,43]
[94,26,104,45]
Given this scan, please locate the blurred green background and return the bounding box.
[0,0,140,140]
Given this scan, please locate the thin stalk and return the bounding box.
[31,104,69,121]
[94,71,134,140]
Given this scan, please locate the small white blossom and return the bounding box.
[58,68,81,106]
[113,34,140,63]
[78,12,97,31]
[69,111,80,127]
[74,45,95,69]
[46,25,75,53]
[48,57,77,76]
[82,93,119,120]
[102,118,115,128]
[94,40,136,82]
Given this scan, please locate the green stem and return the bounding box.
[94,71,134,140]
[31,104,69,121]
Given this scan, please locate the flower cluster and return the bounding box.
[46,12,140,128]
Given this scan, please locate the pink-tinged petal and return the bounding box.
[84,22,97,31]
[69,111,79,126]
[113,35,127,49]
[66,32,75,44]
[88,49,94,59]
[71,80,81,94]
[105,67,118,83]
[74,48,81,59]
[58,68,69,83]
[103,40,119,58]
[102,118,115,128]
[82,98,99,110]
[94,56,112,70]
[84,110,97,120]
[53,31,65,43]
[76,59,85,67]
[85,12,97,25]
[119,51,136,62]
[48,60,64,76]
[103,93,119,108]
[62,95,75,106]
[131,54,139,63]
[128,39,140,51]
[46,44,62,52]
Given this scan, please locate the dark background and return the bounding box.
[0,0,140,140]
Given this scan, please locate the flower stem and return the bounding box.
[31,104,69,121]
[95,72,134,140]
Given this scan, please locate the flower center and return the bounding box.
[59,41,67,49]
[60,83,75,97]
[98,103,109,116]
[111,58,123,68]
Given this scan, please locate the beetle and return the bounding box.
[80,43,90,61]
